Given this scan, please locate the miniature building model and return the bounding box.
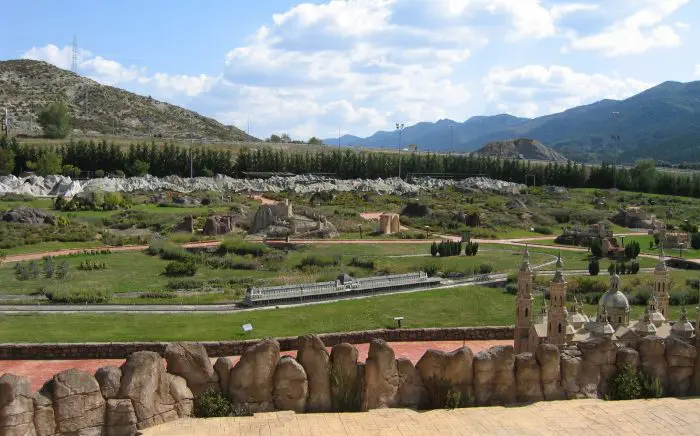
[244,271,441,306]
[516,248,691,351]
[379,213,400,234]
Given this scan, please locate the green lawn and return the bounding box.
[619,234,700,259]
[0,285,515,342]
[1,240,104,256]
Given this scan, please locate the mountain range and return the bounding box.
[0,60,255,142]
[325,81,700,164]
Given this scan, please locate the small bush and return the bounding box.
[217,239,270,257]
[607,365,642,400]
[424,263,439,277]
[45,288,111,304]
[588,259,600,276]
[148,240,192,261]
[477,264,494,275]
[533,226,553,235]
[640,372,664,398]
[164,259,198,276]
[194,389,233,418]
[349,257,375,269]
[297,255,341,269]
[140,291,176,299]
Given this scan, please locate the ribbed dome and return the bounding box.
[598,290,630,312]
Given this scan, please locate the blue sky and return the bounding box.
[3,0,699,140]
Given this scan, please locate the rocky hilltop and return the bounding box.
[475,138,567,162]
[0,59,254,141]
[0,174,526,197]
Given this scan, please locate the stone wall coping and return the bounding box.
[0,326,514,360]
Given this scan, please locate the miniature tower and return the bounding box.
[654,248,670,318]
[671,307,695,340]
[515,246,534,354]
[547,253,570,346]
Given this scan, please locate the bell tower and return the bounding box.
[515,246,534,354]
[654,248,670,318]
[547,253,570,346]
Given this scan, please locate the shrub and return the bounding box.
[217,239,270,257]
[297,255,341,269]
[14,263,30,281]
[164,259,198,276]
[477,264,494,275]
[45,288,111,304]
[424,263,439,277]
[430,242,438,257]
[464,242,479,256]
[193,389,233,418]
[607,365,642,400]
[533,226,553,235]
[436,240,462,257]
[640,372,664,398]
[349,257,375,269]
[43,257,55,278]
[140,291,176,299]
[329,366,361,412]
[692,232,700,250]
[55,261,70,279]
[591,238,603,257]
[94,169,105,178]
[148,240,192,261]
[588,259,600,276]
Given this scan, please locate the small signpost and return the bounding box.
[242,323,253,333]
[393,316,404,329]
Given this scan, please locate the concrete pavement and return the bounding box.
[142,397,700,436]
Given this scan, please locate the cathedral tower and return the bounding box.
[515,246,534,354]
[547,253,571,346]
[654,248,670,318]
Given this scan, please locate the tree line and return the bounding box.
[1,136,700,198]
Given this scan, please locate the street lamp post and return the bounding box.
[396,123,404,179]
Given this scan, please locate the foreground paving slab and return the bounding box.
[142,397,700,436]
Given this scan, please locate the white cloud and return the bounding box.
[567,0,690,56]
[21,44,216,98]
[676,21,690,30]
[483,65,652,116]
[695,64,700,77]
[435,0,597,39]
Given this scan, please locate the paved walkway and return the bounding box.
[0,340,511,391]
[143,397,700,435]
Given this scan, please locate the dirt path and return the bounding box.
[249,194,277,205]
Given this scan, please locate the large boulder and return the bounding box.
[361,339,399,410]
[329,343,361,412]
[229,339,280,413]
[95,366,122,400]
[203,215,236,236]
[214,357,233,394]
[1,206,56,225]
[515,353,543,403]
[561,350,585,399]
[0,374,37,436]
[578,337,617,396]
[473,346,516,406]
[396,358,426,409]
[616,348,640,369]
[665,337,696,396]
[535,344,565,400]
[32,387,57,436]
[638,336,668,388]
[415,347,473,408]
[296,335,331,412]
[164,342,219,396]
[52,368,106,435]
[273,357,308,413]
[105,399,138,436]
[118,351,193,430]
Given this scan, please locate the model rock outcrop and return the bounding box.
[3,333,700,435]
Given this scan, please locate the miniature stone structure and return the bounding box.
[203,215,236,236]
[556,222,622,254]
[659,231,690,249]
[516,248,680,353]
[249,199,338,239]
[614,206,660,229]
[379,213,400,234]
[5,326,700,435]
[244,272,441,306]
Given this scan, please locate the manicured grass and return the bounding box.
[0,285,515,342]
[620,234,700,259]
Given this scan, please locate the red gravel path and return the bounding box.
[0,340,512,391]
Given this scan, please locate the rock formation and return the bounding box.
[228,339,280,413]
[296,335,332,412]
[273,357,308,413]
[0,374,37,436]
[329,343,361,412]
[164,342,219,396]
[1,206,56,225]
[202,215,236,236]
[95,366,122,400]
[361,339,400,410]
[473,345,516,406]
[52,369,106,435]
[415,347,473,408]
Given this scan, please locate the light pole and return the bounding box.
[396,123,404,179]
[611,111,620,190]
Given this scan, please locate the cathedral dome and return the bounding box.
[598,290,630,312]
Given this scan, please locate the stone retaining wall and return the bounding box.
[0,326,514,360]
[2,333,699,435]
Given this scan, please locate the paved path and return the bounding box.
[0,340,511,391]
[142,397,700,435]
